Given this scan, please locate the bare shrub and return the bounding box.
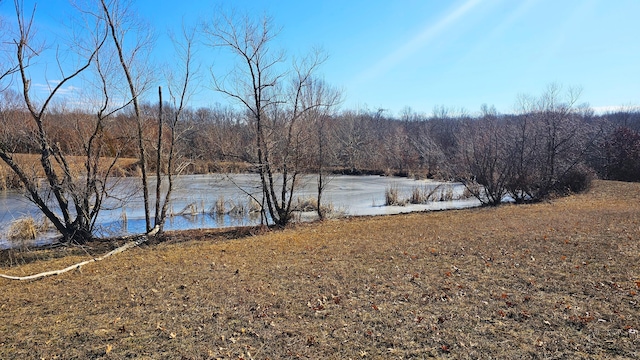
[204,12,341,227]
[554,166,594,196]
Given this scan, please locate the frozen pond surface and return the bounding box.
[0,174,479,248]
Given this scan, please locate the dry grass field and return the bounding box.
[0,180,639,359]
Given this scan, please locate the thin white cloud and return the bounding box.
[354,0,483,84]
[32,81,79,96]
[466,0,537,54]
[56,85,78,96]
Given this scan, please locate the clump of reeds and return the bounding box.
[385,185,406,206]
[439,186,454,201]
[7,217,38,250]
[211,197,249,218]
[386,184,465,206]
[8,217,37,241]
[409,184,442,204]
[409,187,423,204]
[215,197,226,215]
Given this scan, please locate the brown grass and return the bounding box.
[0,180,639,359]
[0,154,139,189]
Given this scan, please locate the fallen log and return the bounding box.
[0,226,159,281]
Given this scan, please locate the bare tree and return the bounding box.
[0,0,113,242]
[153,25,198,231]
[300,77,341,219]
[507,95,543,202]
[404,119,446,178]
[204,13,337,226]
[512,84,597,199]
[333,111,375,173]
[99,0,155,233]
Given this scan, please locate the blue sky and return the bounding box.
[2,0,639,116]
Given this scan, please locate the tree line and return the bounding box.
[1,0,640,243]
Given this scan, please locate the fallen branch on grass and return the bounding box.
[0,226,159,281]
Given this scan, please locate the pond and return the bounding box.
[0,174,480,248]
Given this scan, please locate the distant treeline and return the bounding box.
[2,87,640,190]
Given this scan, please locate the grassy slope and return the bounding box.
[0,180,639,359]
